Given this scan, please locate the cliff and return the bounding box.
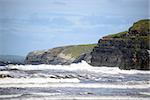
[25,44,96,65]
[25,19,149,70]
[90,19,150,70]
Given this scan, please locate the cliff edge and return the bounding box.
[90,19,150,70]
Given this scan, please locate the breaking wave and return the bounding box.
[5,61,150,74]
[0,61,150,99]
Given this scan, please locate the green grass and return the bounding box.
[129,19,150,35]
[131,19,150,30]
[104,31,128,38]
[103,19,150,39]
[63,44,96,58]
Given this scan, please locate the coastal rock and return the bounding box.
[25,47,72,65]
[90,19,150,70]
[25,45,96,65]
[91,40,123,67]
[0,74,12,78]
[73,53,92,64]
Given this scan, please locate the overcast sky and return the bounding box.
[0,0,149,56]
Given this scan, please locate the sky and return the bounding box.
[0,0,149,56]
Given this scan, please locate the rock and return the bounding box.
[25,44,96,65]
[91,40,123,67]
[73,53,86,63]
[73,53,92,64]
[25,47,71,65]
[90,19,150,70]
[0,74,12,78]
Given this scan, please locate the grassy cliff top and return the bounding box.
[103,31,128,38]
[103,19,150,39]
[102,19,150,49]
[62,44,96,58]
[130,19,150,32]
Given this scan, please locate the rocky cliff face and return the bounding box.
[25,44,96,65]
[25,19,149,70]
[90,19,150,70]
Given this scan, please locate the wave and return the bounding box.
[0,61,150,99]
[0,78,80,84]
[0,82,149,89]
[6,61,150,74]
[0,94,22,99]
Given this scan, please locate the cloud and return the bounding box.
[0,0,149,55]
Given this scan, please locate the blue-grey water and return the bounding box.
[0,61,150,100]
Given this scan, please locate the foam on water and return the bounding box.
[0,61,150,99]
[0,78,80,84]
[0,94,23,98]
[6,61,150,74]
[0,71,10,75]
[0,82,149,89]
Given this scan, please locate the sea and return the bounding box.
[0,61,150,100]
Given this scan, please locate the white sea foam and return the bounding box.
[0,78,80,84]
[30,92,62,96]
[0,71,10,75]
[6,61,150,74]
[139,92,150,96]
[0,66,7,70]
[0,61,150,99]
[0,82,149,89]
[0,94,22,98]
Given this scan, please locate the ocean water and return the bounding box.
[0,61,150,100]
